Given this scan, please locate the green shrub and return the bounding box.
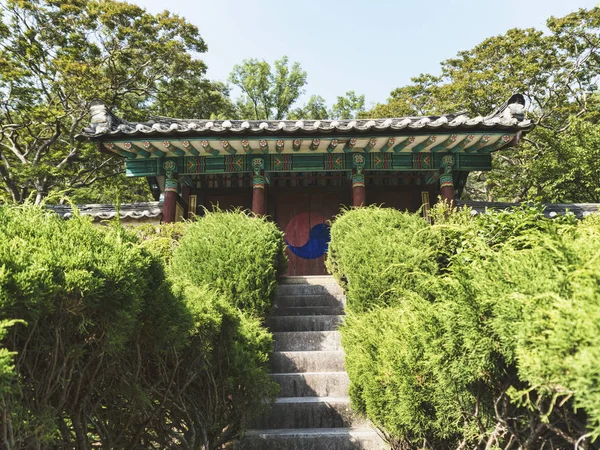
[134,221,188,264]
[172,209,286,316]
[0,205,281,449]
[341,303,462,449]
[330,205,600,449]
[326,206,441,313]
[150,281,277,449]
[165,210,284,446]
[481,222,600,440]
[0,205,192,447]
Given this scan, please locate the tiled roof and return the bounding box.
[49,202,162,221]
[79,94,534,140]
[457,201,600,219]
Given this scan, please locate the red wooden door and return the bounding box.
[275,191,346,276]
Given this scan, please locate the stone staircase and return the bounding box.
[239,276,388,450]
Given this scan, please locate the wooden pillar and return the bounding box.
[351,153,366,207]
[162,160,178,223]
[163,179,179,223]
[252,158,266,216]
[352,172,366,206]
[440,154,455,207]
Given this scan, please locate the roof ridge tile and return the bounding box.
[77,94,535,141]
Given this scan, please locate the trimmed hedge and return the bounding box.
[162,210,286,447]
[326,206,441,313]
[172,209,286,316]
[329,205,599,449]
[0,205,193,447]
[0,206,284,448]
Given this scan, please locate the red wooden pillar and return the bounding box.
[162,160,178,223]
[163,178,179,223]
[352,172,366,207]
[440,154,455,207]
[252,179,266,215]
[252,158,266,215]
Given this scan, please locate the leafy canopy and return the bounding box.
[0,0,232,204]
[229,56,307,120]
[365,7,600,202]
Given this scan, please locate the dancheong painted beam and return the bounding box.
[125,152,494,177]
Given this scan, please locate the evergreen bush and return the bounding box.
[134,221,188,264]
[0,206,283,448]
[149,281,278,449]
[330,205,600,449]
[172,209,286,316]
[0,205,192,447]
[326,206,441,313]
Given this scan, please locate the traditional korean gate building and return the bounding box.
[81,94,533,275]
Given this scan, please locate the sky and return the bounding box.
[135,0,598,110]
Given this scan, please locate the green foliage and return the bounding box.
[288,95,330,120]
[133,221,189,264]
[151,79,236,120]
[341,304,462,449]
[288,91,367,120]
[0,320,23,396]
[229,58,368,120]
[0,205,283,448]
[0,204,192,447]
[0,205,157,346]
[172,209,286,316]
[229,56,307,120]
[326,206,441,313]
[0,0,231,204]
[165,210,285,447]
[366,7,600,203]
[331,91,366,119]
[330,205,600,449]
[521,118,600,202]
[162,281,278,449]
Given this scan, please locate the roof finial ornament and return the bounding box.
[487,93,527,123]
[86,100,110,133]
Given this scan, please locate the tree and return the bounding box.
[229,56,307,120]
[287,91,368,120]
[366,7,600,202]
[288,95,330,120]
[151,79,236,120]
[331,91,365,119]
[0,0,231,204]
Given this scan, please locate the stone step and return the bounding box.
[270,351,345,373]
[273,331,342,352]
[275,294,345,308]
[253,397,368,429]
[271,305,344,316]
[267,315,343,332]
[270,372,350,397]
[277,283,344,297]
[279,276,337,285]
[238,428,388,450]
